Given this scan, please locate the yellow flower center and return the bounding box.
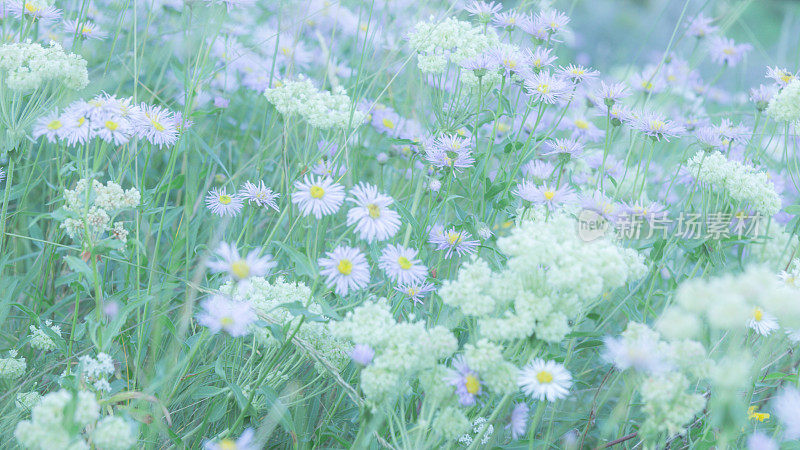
[78,117,86,126]
[218,439,238,450]
[218,194,232,205]
[24,2,39,13]
[397,256,412,270]
[723,47,734,55]
[650,120,665,131]
[503,58,517,69]
[47,120,62,130]
[81,26,93,34]
[148,114,165,131]
[219,317,234,328]
[382,118,395,129]
[574,119,590,130]
[367,203,381,218]
[536,370,553,384]
[105,120,119,131]
[446,232,461,245]
[537,84,550,94]
[337,259,353,275]
[641,81,653,90]
[230,259,250,279]
[753,308,764,322]
[543,190,555,201]
[465,375,480,394]
[280,46,291,56]
[497,123,510,133]
[781,74,793,83]
[309,185,325,199]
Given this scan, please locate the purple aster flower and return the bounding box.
[428,225,479,259]
[394,281,436,304]
[559,64,599,83]
[493,10,523,29]
[490,45,525,76]
[371,107,403,137]
[516,181,578,210]
[543,138,584,158]
[581,190,623,223]
[686,13,718,38]
[444,356,482,406]
[522,71,571,104]
[630,67,665,93]
[708,36,752,67]
[712,118,750,146]
[518,14,548,40]
[766,66,796,87]
[463,1,502,22]
[425,134,475,172]
[506,403,529,440]
[563,115,605,142]
[749,84,777,111]
[595,81,630,106]
[459,51,500,76]
[537,9,570,35]
[240,181,279,210]
[524,46,557,71]
[521,159,556,180]
[350,344,375,366]
[630,111,685,141]
[695,126,724,149]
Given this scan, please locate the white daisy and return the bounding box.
[196,295,256,337]
[94,115,132,145]
[346,183,401,243]
[518,358,572,402]
[602,335,667,373]
[291,175,345,219]
[318,246,370,296]
[378,244,427,285]
[207,242,276,283]
[205,188,244,217]
[240,181,279,211]
[32,110,65,143]
[747,307,778,336]
[64,19,107,40]
[133,103,179,148]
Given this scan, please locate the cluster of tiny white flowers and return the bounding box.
[765,78,800,123]
[79,353,115,392]
[0,41,89,91]
[223,276,351,372]
[29,320,61,351]
[687,150,782,217]
[407,17,498,74]
[330,298,458,403]
[264,76,366,129]
[0,350,27,379]
[441,213,646,343]
[61,179,140,245]
[14,389,100,449]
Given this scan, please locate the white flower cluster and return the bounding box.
[749,221,798,269]
[223,277,351,373]
[0,41,89,91]
[440,213,646,343]
[407,18,498,74]
[329,298,457,403]
[638,372,706,439]
[61,179,140,246]
[15,391,42,412]
[29,320,61,351]
[15,388,137,450]
[765,78,800,123]
[664,265,800,336]
[686,150,782,217]
[264,76,365,130]
[0,350,26,379]
[79,353,115,392]
[14,389,99,449]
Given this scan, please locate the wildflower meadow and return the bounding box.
[2,0,800,448]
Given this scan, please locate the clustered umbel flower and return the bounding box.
[29,320,61,351]
[329,298,458,404]
[79,353,116,392]
[14,388,136,450]
[765,78,800,122]
[32,93,182,148]
[0,350,27,379]
[686,150,782,217]
[440,213,646,343]
[60,178,140,247]
[222,277,351,373]
[407,17,499,74]
[264,76,366,130]
[0,41,89,91]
